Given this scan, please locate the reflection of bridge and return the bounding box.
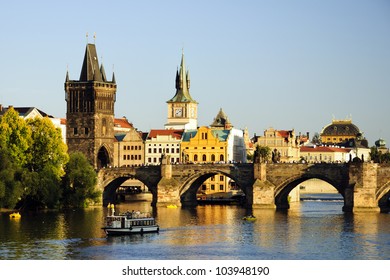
[97,162,390,212]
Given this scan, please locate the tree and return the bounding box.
[61,152,100,208]
[0,147,24,208]
[0,107,32,166]
[370,146,390,163]
[312,132,322,145]
[254,145,271,163]
[19,117,69,209]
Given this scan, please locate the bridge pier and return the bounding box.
[349,163,380,213]
[252,163,277,209]
[156,158,182,207]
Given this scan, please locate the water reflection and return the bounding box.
[1,197,389,260]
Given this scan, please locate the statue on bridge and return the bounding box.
[272,149,281,163]
[160,153,171,165]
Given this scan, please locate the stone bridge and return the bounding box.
[97,162,390,213]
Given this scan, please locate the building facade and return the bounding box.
[64,43,117,169]
[145,129,183,165]
[300,146,352,163]
[253,127,300,162]
[113,118,145,167]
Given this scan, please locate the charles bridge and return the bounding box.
[97,160,390,213]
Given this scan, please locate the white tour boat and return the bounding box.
[102,204,159,235]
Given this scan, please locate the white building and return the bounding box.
[144,129,184,165]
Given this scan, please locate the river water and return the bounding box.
[1,194,389,260]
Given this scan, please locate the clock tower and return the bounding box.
[165,51,198,130]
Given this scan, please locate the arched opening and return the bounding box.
[97,146,110,169]
[180,172,246,207]
[377,183,390,213]
[103,176,156,206]
[275,177,344,212]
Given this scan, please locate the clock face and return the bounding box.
[175,108,183,117]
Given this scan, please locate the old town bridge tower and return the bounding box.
[64,43,117,169]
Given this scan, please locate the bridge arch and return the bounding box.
[102,175,156,206]
[376,181,390,212]
[98,166,161,206]
[178,168,250,207]
[274,174,345,210]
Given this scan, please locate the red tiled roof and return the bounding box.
[114,118,133,129]
[300,146,351,153]
[148,129,184,140]
[60,118,66,125]
[277,130,290,138]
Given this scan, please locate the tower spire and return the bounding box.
[168,50,195,103]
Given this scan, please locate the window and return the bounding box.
[124,146,127,150]
[220,175,224,181]
[211,185,215,191]
[148,148,151,153]
[220,155,224,161]
[211,154,215,161]
[219,185,224,191]
[202,154,207,161]
[123,155,126,160]
[85,127,89,135]
[73,127,78,135]
[194,155,198,161]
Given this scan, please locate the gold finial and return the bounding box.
[86,32,89,43]
[93,32,96,44]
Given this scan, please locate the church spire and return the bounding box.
[168,51,196,103]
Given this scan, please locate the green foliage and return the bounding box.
[0,107,32,166]
[370,146,390,163]
[0,110,70,210]
[254,145,271,163]
[0,147,24,208]
[19,118,69,209]
[61,152,99,208]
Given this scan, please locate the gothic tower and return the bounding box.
[165,51,198,130]
[64,43,117,169]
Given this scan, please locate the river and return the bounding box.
[1,194,389,260]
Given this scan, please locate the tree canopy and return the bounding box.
[0,109,98,210]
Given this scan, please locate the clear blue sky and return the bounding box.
[1,0,389,146]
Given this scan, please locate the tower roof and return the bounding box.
[167,51,196,103]
[210,108,232,129]
[79,44,103,82]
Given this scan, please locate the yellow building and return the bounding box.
[181,126,231,194]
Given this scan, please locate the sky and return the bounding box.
[0,0,389,146]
